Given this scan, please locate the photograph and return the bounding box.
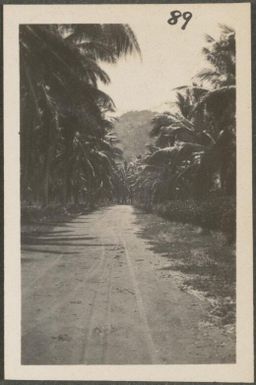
[3,2,253,382]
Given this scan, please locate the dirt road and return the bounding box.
[22,205,235,364]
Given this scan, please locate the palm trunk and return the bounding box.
[41,113,56,206]
[63,154,72,205]
[42,150,51,206]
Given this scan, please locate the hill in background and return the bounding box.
[113,110,156,161]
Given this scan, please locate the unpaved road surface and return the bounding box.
[22,205,235,364]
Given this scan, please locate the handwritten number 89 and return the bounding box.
[168,10,192,30]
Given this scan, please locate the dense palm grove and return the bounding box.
[127,25,236,237]
[20,24,140,207]
[21,24,236,237]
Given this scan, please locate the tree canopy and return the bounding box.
[20,24,140,207]
[129,25,236,206]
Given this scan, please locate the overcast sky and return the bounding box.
[99,7,237,115]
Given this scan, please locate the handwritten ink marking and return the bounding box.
[168,10,192,30]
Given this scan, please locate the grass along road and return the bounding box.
[22,205,235,364]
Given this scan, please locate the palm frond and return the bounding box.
[193,86,236,113]
[204,34,215,43]
[218,24,235,35]
[195,68,221,82]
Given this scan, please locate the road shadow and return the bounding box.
[21,248,80,255]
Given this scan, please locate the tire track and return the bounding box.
[121,237,159,364]
[82,228,120,364]
[101,248,114,363]
[101,230,118,363]
[82,244,109,364]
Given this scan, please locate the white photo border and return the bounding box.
[3,3,254,382]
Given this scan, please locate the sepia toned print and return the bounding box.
[20,22,236,365]
[4,3,253,382]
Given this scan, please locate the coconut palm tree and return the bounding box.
[195,24,235,88]
[20,23,140,206]
[131,24,236,206]
[63,24,141,63]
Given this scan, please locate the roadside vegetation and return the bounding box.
[128,25,236,241]
[20,24,140,216]
[134,211,235,327]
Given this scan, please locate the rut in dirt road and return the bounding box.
[22,205,235,364]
